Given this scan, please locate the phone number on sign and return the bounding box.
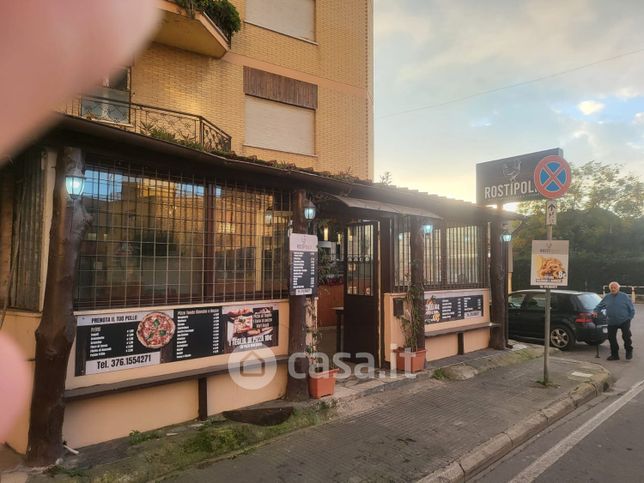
[97,354,153,369]
[86,352,161,374]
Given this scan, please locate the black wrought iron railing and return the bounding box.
[63,96,232,153]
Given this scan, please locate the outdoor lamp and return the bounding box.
[422,223,434,235]
[65,165,85,200]
[303,198,316,220]
[501,231,512,243]
[264,209,273,225]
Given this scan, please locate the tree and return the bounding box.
[511,160,644,292]
[518,161,643,219]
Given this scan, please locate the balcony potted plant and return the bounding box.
[306,299,339,399]
[394,286,427,373]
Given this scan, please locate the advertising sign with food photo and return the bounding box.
[75,310,175,376]
[423,290,485,326]
[531,240,569,287]
[224,304,279,352]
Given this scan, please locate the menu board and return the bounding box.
[290,233,318,296]
[75,303,279,376]
[424,293,484,325]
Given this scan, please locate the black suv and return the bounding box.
[508,290,608,351]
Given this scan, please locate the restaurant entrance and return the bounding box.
[343,221,380,362]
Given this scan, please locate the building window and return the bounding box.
[243,67,317,156]
[81,67,131,124]
[445,225,485,287]
[245,96,315,155]
[246,0,315,41]
[75,159,292,310]
[393,218,486,291]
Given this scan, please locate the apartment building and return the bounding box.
[66,0,373,178]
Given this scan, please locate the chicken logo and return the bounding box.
[501,160,522,182]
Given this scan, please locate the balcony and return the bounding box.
[63,96,232,153]
[154,0,231,58]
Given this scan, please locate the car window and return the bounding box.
[550,294,572,312]
[509,293,526,309]
[577,293,601,311]
[525,294,546,311]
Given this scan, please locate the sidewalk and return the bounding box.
[164,349,609,483]
[2,344,610,483]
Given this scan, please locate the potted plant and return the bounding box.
[306,298,339,398]
[395,286,427,373]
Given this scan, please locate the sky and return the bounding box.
[374,0,644,203]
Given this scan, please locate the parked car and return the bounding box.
[508,290,607,351]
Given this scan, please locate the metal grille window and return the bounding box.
[75,160,291,310]
[346,224,374,295]
[393,216,441,291]
[393,217,485,291]
[445,225,486,287]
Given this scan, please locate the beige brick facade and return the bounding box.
[132,0,373,179]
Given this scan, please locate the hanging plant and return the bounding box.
[175,0,241,41]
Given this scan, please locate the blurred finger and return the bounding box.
[0,0,161,157]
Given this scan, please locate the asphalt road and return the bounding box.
[474,304,644,483]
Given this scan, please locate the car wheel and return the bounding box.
[550,326,575,351]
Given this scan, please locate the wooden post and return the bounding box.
[489,208,505,350]
[27,147,91,466]
[410,216,426,351]
[285,189,310,401]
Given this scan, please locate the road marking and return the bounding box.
[510,379,644,483]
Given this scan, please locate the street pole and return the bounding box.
[543,218,552,384]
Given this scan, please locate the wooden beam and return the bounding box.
[285,189,310,401]
[489,212,506,350]
[410,216,426,351]
[198,378,208,421]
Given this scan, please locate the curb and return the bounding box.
[419,368,611,483]
[332,346,545,407]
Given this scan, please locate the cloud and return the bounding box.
[373,0,432,45]
[633,112,644,124]
[577,100,605,115]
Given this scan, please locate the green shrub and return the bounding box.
[175,0,241,40]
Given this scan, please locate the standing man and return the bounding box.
[594,281,636,361]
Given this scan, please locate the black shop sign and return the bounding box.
[424,293,484,324]
[75,303,279,376]
[476,148,562,204]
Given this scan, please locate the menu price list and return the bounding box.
[290,251,317,296]
[173,307,224,360]
[425,294,484,324]
[463,295,483,318]
[76,303,280,376]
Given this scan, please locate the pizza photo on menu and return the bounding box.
[136,312,176,349]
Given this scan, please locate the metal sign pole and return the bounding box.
[543,223,552,384]
[543,200,555,384]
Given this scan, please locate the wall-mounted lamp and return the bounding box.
[65,165,85,200]
[501,231,512,243]
[264,209,273,225]
[303,198,316,221]
[422,223,434,235]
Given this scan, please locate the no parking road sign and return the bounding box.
[534,155,571,199]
